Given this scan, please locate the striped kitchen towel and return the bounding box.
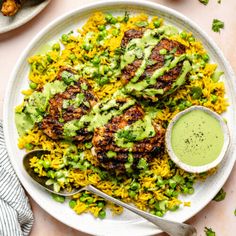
[0,121,34,236]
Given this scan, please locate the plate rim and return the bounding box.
[3,0,236,235]
[0,0,51,34]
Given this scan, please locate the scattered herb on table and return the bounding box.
[234,209,236,216]
[217,0,221,3]
[213,188,226,201]
[212,19,224,32]
[205,227,216,236]
[199,0,209,5]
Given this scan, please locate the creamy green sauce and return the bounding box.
[15,25,192,139]
[171,110,224,166]
[63,98,136,137]
[114,115,155,149]
[15,80,68,136]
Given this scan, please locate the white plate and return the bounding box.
[0,0,50,34]
[3,1,236,235]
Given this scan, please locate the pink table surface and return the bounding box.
[0,0,236,235]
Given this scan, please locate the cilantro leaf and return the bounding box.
[204,227,216,236]
[213,188,226,201]
[199,0,209,5]
[212,19,224,33]
[234,209,236,216]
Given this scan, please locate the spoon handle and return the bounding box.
[86,185,196,236]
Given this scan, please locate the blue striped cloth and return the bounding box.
[0,121,34,236]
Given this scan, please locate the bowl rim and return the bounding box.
[165,106,230,173]
[3,0,236,235]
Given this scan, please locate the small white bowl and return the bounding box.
[165,106,230,173]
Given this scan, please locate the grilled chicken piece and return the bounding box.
[121,29,187,101]
[92,104,165,171]
[39,69,97,141]
[121,29,145,47]
[1,0,23,16]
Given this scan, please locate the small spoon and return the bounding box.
[23,149,197,236]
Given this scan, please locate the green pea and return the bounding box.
[69,54,76,61]
[25,143,33,150]
[150,210,156,215]
[128,190,136,198]
[98,76,109,86]
[188,188,194,194]
[43,160,51,169]
[130,182,140,191]
[52,43,60,51]
[105,13,113,22]
[180,31,187,39]
[47,170,55,179]
[202,53,210,62]
[47,55,53,63]
[61,34,69,42]
[211,94,218,103]
[169,179,176,189]
[178,103,186,111]
[159,49,167,55]
[82,192,90,197]
[86,197,94,204]
[38,159,44,165]
[107,71,113,77]
[148,198,155,205]
[69,200,77,208]
[169,205,179,211]
[52,193,65,203]
[97,201,105,208]
[185,101,192,107]
[155,211,164,217]
[82,44,92,51]
[25,143,34,150]
[188,36,195,42]
[172,191,179,197]
[98,25,105,31]
[153,20,161,28]
[92,56,100,65]
[156,177,164,187]
[83,161,91,169]
[182,186,189,194]
[165,189,174,197]
[110,17,117,24]
[99,210,106,219]
[112,28,119,36]
[79,196,86,202]
[29,82,38,90]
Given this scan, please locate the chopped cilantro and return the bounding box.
[137,158,148,170]
[212,19,224,33]
[234,209,236,216]
[204,227,216,236]
[124,11,129,23]
[199,0,209,5]
[213,188,226,201]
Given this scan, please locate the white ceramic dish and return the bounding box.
[165,106,230,173]
[3,1,236,235]
[0,0,51,34]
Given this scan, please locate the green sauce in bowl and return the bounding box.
[166,106,230,173]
